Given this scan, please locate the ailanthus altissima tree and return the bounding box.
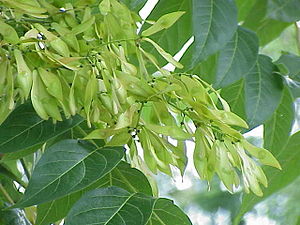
[0,0,300,224]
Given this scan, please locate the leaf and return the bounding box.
[116,0,140,11]
[180,0,237,70]
[146,198,192,225]
[264,87,294,155]
[245,55,283,128]
[267,0,300,22]
[243,0,291,46]
[0,103,83,153]
[234,131,300,224]
[221,79,246,121]
[64,186,191,225]
[13,140,123,208]
[119,0,147,12]
[214,26,258,88]
[142,11,185,37]
[64,186,154,225]
[235,0,256,21]
[36,161,152,225]
[275,52,300,81]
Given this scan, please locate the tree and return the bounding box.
[0,0,299,224]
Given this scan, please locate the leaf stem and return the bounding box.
[295,22,300,54]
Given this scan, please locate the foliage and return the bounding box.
[0,0,299,224]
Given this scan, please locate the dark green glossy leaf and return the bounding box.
[214,26,258,88]
[120,0,147,12]
[36,192,82,225]
[267,0,300,22]
[245,55,283,128]
[264,87,294,155]
[35,161,153,225]
[65,186,154,225]
[243,0,291,46]
[180,0,237,70]
[234,131,300,224]
[0,164,26,187]
[146,198,192,225]
[0,103,83,153]
[13,140,123,208]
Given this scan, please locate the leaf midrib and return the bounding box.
[19,146,110,206]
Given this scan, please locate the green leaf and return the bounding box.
[119,0,147,12]
[214,26,259,88]
[275,52,300,81]
[267,0,300,22]
[264,87,294,155]
[146,198,192,225]
[13,140,123,208]
[245,55,283,128]
[180,0,237,70]
[64,186,191,225]
[235,0,256,21]
[64,186,154,225]
[243,0,291,46]
[0,103,83,153]
[221,79,246,121]
[190,53,219,84]
[234,131,300,224]
[36,161,152,225]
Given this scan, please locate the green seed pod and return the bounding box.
[14,49,32,101]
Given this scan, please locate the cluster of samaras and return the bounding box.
[0,0,280,196]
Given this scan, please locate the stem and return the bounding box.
[135,102,144,128]
[295,22,300,54]
[100,38,138,47]
[0,183,14,204]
